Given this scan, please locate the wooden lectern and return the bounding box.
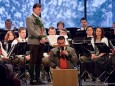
[52,69,78,86]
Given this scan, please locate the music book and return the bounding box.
[47,35,69,47]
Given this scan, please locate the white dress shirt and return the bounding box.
[91,37,109,48]
[12,37,27,45]
[77,27,87,31]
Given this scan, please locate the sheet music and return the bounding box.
[47,35,69,47]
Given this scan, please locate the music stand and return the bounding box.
[8,42,29,85]
[73,37,91,44]
[73,43,94,56]
[94,43,111,53]
[73,43,95,83]
[94,43,112,83]
[8,42,29,57]
[75,30,86,37]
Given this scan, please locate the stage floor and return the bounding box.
[21,80,110,86]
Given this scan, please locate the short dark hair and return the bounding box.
[5,19,12,24]
[48,26,55,31]
[86,26,93,31]
[57,21,65,28]
[18,27,26,33]
[57,36,65,41]
[80,17,87,22]
[33,3,42,9]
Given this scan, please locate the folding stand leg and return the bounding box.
[18,55,29,86]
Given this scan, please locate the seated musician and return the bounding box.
[79,26,94,62]
[91,27,109,81]
[4,31,16,42]
[59,28,68,38]
[42,26,56,82]
[80,27,109,81]
[77,17,88,31]
[12,27,27,45]
[49,36,78,69]
[86,26,94,38]
[12,27,29,61]
[4,19,13,31]
[4,31,16,52]
[11,27,29,76]
[48,26,56,35]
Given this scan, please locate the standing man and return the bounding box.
[26,3,46,85]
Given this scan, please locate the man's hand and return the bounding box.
[91,54,98,59]
[62,50,69,56]
[25,55,30,61]
[40,37,46,44]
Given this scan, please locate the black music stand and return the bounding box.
[73,43,95,85]
[73,37,91,44]
[8,42,29,57]
[75,30,86,37]
[73,43,94,56]
[93,43,112,83]
[8,42,29,85]
[94,43,111,53]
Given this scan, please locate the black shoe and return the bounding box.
[30,81,38,85]
[37,79,46,85]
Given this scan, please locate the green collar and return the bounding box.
[32,14,43,29]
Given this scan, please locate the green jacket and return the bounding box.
[26,14,46,45]
[49,46,78,69]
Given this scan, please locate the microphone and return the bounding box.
[60,46,65,59]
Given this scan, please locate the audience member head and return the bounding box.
[80,17,88,28]
[86,26,94,37]
[94,27,105,42]
[57,36,65,48]
[5,19,12,30]
[4,31,16,41]
[48,26,56,35]
[18,27,26,39]
[33,3,42,16]
[60,29,67,36]
[57,21,65,30]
